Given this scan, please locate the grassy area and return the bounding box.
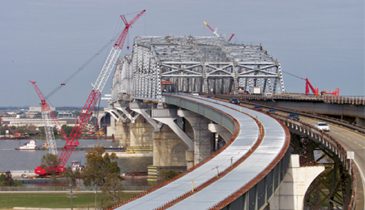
[0,192,137,209]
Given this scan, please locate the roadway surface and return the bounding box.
[118,96,260,210]
[169,98,287,209]
[117,95,287,210]
[241,102,365,209]
[300,116,365,209]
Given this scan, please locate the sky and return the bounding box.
[0,0,364,106]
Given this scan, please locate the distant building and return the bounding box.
[57,111,74,119]
[1,117,68,128]
[26,106,55,118]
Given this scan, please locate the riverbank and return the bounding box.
[0,192,138,209]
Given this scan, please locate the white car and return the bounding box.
[316,122,330,132]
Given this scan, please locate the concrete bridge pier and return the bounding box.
[177,109,214,165]
[152,125,189,168]
[268,154,325,210]
[145,108,194,181]
[112,121,130,147]
[208,122,231,150]
[127,116,154,153]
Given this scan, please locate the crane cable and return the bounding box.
[45,10,144,100]
[45,38,116,99]
[282,70,305,80]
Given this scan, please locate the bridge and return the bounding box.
[101,36,364,209]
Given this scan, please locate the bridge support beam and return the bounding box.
[177,109,213,165]
[131,108,162,132]
[268,154,325,210]
[115,106,140,123]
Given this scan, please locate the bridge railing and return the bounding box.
[323,95,365,105]
[217,94,365,134]
[275,116,357,210]
[216,93,365,105]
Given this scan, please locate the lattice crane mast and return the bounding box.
[34,9,146,176]
[29,81,65,155]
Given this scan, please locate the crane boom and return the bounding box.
[203,20,220,38]
[29,81,59,155]
[40,9,146,174]
[203,20,235,42]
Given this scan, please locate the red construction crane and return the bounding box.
[305,78,319,96]
[34,9,146,176]
[284,71,340,96]
[30,81,67,155]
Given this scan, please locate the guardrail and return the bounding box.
[217,93,365,105]
[216,95,365,134]
[215,96,357,209]
[275,116,356,210]
[210,122,291,210]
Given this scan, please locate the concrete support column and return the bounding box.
[268,155,325,210]
[113,121,130,147]
[178,110,213,165]
[106,117,116,137]
[127,116,153,153]
[152,125,187,168]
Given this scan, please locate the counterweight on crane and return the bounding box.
[34,9,146,176]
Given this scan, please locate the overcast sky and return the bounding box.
[0,0,363,106]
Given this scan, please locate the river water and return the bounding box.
[0,139,153,190]
[0,139,152,173]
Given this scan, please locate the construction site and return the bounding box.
[0,4,364,210]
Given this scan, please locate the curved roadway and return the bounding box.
[117,96,288,209]
[241,102,365,209]
[300,116,365,209]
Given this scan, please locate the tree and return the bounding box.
[40,153,60,175]
[82,147,122,206]
[61,125,73,137]
[0,171,15,186]
[64,167,79,187]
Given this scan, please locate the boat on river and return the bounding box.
[16,140,38,150]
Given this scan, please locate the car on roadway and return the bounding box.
[266,108,276,114]
[315,122,330,132]
[288,113,300,121]
[230,98,240,104]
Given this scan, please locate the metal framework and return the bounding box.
[112,36,285,101]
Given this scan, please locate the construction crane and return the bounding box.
[203,20,235,42]
[284,71,340,96]
[34,9,146,176]
[304,78,319,96]
[29,81,67,155]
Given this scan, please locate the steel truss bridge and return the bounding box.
[106,36,363,209]
[112,36,285,101]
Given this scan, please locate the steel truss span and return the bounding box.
[111,36,285,101]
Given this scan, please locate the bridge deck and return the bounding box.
[169,98,286,209]
[117,96,288,209]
